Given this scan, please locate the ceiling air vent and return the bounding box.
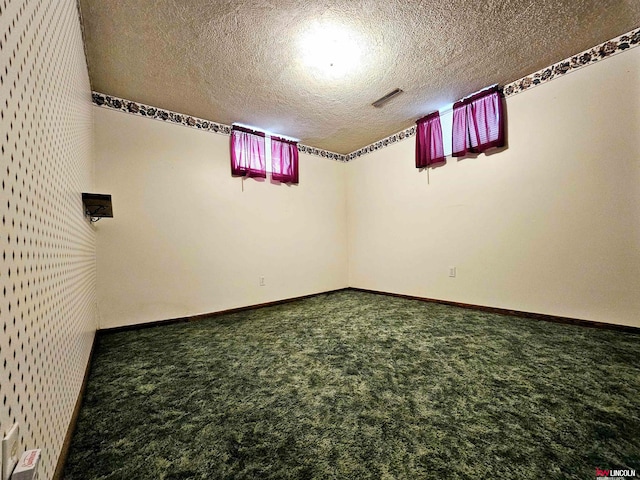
[372,88,403,108]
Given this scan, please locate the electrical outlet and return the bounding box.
[449,266,456,278]
[2,423,19,480]
[259,276,266,287]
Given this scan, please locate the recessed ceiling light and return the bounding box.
[298,21,363,79]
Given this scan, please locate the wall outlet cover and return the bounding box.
[2,423,19,480]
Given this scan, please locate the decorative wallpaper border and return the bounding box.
[91,92,348,162]
[92,92,232,134]
[346,126,417,161]
[502,27,639,97]
[92,26,639,162]
[297,145,347,162]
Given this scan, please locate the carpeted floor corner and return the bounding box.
[63,290,640,479]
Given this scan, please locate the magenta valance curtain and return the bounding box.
[452,86,504,157]
[271,136,299,184]
[230,126,266,178]
[415,111,445,168]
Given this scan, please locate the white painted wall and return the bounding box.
[347,47,640,327]
[95,108,348,328]
[95,46,639,329]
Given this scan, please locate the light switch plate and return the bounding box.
[2,423,19,480]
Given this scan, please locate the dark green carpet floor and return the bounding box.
[64,290,640,479]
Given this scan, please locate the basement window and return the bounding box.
[439,104,454,158]
[231,125,299,184]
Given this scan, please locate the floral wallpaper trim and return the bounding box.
[296,144,347,162]
[346,126,417,161]
[91,92,348,162]
[502,27,639,97]
[92,92,232,135]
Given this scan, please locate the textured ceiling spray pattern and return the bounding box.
[79,0,640,154]
[0,0,97,478]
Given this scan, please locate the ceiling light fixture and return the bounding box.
[299,21,363,79]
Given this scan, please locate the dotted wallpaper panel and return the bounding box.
[0,0,97,479]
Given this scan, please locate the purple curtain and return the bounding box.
[415,111,445,168]
[452,86,504,157]
[230,126,266,178]
[271,136,299,184]
[451,103,468,156]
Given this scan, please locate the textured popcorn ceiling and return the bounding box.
[79,0,640,154]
